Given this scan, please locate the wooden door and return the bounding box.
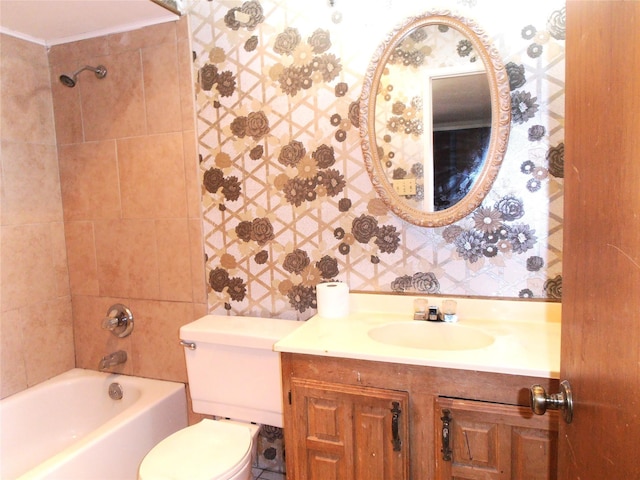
[562,2,640,478]
[288,378,409,480]
[435,398,558,480]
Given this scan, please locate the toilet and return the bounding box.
[138,315,301,480]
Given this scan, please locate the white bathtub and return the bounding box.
[0,368,187,479]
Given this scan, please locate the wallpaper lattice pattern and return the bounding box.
[188,0,565,320]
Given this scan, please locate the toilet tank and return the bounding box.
[179,315,301,428]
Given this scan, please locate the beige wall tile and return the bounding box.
[94,219,160,299]
[23,298,74,387]
[58,141,121,221]
[129,298,189,383]
[1,88,56,144]
[1,141,63,225]
[182,130,200,219]
[64,221,99,296]
[0,308,27,398]
[124,221,162,299]
[157,218,193,302]
[109,21,176,54]
[1,224,58,312]
[117,133,188,219]
[47,36,110,67]
[176,16,189,41]
[0,35,56,145]
[192,302,208,319]
[0,159,3,225]
[51,222,71,298]
[92,219,133,298]
[1,33,47,68]
[143,41,182,134]
[178,36,195,128]
[189,218,207,304]
[81,49,146,141]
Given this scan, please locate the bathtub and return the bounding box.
[0,368,187,479]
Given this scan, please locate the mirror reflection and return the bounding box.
[360,12,511,227]
[432,71,491,210]
[375,24,492,212]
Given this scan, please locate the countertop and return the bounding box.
[274,293,561,378]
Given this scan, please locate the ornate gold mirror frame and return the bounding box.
[359,10,511,227]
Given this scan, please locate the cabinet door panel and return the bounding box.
[435,398,558,480]
[354,408,387,478]
[308,453,342,480]
[306,396,348,445]
[293,383,353,480]
[511,427,557,480]
[354,399,406,480]
[290,378,409,480]
[451,421,502,473]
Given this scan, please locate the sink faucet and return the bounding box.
[413,298,440,321]
[413,298,458,322]
[99,350,127,370]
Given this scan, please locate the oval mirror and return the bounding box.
[360,11,511,227]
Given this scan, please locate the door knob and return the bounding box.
[530,379,573,424]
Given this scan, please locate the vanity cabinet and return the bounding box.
[435,397,558,480]
[288,378,409,480]
[281,353,559,480]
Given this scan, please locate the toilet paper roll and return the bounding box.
[316,282,350,318]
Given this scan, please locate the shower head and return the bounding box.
[59,74,77,88]
[59,65,107,88]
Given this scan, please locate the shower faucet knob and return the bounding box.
[101,316,120,330]
[102,304,134,338]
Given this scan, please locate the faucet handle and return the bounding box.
[102,315,120,330]
[102,304,134,338]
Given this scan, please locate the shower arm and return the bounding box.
[73,65,107,78]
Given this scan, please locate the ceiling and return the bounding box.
[0,0,179,46]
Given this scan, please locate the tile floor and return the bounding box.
[252,467,285,480]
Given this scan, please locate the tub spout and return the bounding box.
[99,350,127,370]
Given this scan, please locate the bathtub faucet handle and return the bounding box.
[102,304,134,338]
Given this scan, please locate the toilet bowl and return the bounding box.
[137,315,300,480]
[139,419,259,480]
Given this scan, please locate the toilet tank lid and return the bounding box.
[180,315,301,349]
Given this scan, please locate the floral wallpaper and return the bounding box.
[187,0,565,320]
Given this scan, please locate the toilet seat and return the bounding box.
[138,419,253,480]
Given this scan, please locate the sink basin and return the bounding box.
[368,321,495,351]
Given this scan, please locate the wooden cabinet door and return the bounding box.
[435,398,558,480]
[288,378,409,480]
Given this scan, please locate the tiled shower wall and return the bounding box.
[1,34,74,398]
[47,18,206,388]
[189,0,565,319]
[1,19,208,402]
